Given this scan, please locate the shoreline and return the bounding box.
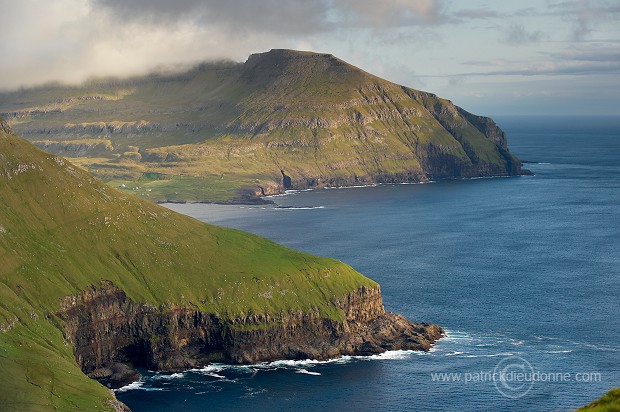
[157,173,534,207]
[114,339,446,394]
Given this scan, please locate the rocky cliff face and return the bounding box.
[59,281,442,388]
[0,116,12,135]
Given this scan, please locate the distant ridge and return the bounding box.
[0,49,527,203]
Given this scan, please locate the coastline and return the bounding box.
[114,344,446,394]
[156,173,534,207]
[261,173,532,202]
[61,282,443,391]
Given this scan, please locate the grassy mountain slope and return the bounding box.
[0,49,524,203]
[0,119,376,409]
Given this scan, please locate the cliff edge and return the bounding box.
[60,282,442,389]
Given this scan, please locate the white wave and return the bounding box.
[576,342,620,352]
[114,381,144,392]
[193,364,226,373]
[463,352,515,358]
[188,349,424,377]
[441,330,474,342]
[203,372,227,379]
[243,388,268,398]
[296,368,321,376]
[155,372,185,380]
[363,350,419,360]
[274,206,325,210]
[114,380,164,393]
[444,351,466,357]
[324,184,378,190]
[264,189,314,198]
[266,356,353,368]
[534,335,558,341]
[543,350,573,354]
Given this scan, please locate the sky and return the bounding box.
[1,0,619,116]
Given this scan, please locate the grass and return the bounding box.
[0,49,519,203]
[578,388,620,411]
[107,174,255,203]
[0,126,377,409]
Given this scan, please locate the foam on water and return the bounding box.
[324,184,379,190]
[444,351,466,356]
[154,373,185,380]
[115,380,164,393]
[274,206,325,210]
[297,369,321,376]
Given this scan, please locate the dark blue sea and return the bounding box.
[117,116,620,411]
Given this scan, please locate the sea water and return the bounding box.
[117,116,620,411]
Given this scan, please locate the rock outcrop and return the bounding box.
[0,116,12,135]
[59,281,442,389]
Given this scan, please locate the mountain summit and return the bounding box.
[0,49,527,202]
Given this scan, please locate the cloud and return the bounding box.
[94,0,449,32]
[454,8,501,19]
[461,61,620,77]
[547,45,620,62]
[0,0,285,90]
[453,43,620,78]
[92,0,331,35]
[0,0,450,90]
[545,0,620,41]
[502,23,545,45]
[335,0,449,27]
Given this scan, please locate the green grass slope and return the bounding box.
[578,389,620,412]
[0,120,376,409]
[0,49,523,203]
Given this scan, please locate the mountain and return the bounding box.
[0,49,527,203]
[0,117,441,410]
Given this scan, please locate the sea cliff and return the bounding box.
[0,119,442,409]
[60,281,442,388]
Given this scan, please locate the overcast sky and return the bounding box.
[1,0,619,115]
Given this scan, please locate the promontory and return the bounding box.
[0,49,527,203]
[0,118,442,410]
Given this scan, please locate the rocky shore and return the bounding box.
[59,281,443,389]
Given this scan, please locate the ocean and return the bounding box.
[116,116,620,411]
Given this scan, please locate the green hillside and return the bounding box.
[0,119,376,410]
[578,388,620,412]
[0,49,525,203]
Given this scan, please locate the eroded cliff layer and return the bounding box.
[60,281,442,388]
